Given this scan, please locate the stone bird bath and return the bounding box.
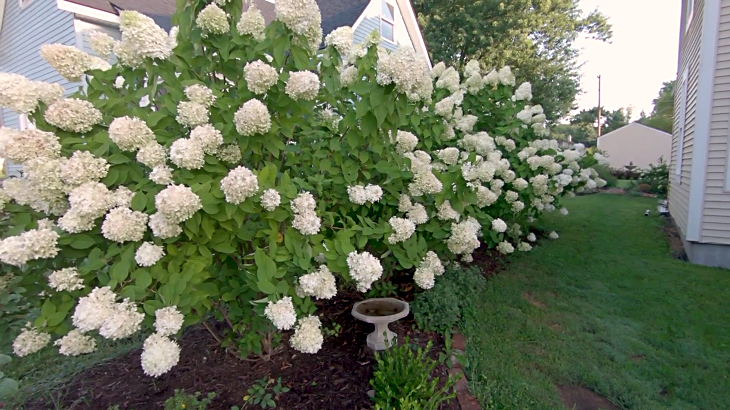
[351,298,409,350]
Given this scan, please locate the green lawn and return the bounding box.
[459,194,730,409]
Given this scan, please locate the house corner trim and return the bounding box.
[686,0,721,241]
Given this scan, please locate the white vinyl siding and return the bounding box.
[670,0,705,238]
[700,0,730,244]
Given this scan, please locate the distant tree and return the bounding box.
[569,106,630,135]
[412,0,612,122]
[639,80,674,133]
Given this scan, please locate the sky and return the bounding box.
[573,0,681,120]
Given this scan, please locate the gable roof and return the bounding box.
[68,0,177,30]
[597,122,672,141]
[316,0,371,36]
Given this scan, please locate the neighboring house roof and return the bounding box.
[68,0,177,30]
[316,0,371,36]
[597,122,672,141]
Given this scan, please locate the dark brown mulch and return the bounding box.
[663,216,688,261]
[470,246,508,278]
[25,290,459,410]
[557,385,619,410]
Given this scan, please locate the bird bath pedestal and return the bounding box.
[351,298,409,351]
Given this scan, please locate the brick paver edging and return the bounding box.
[449,333,481,410]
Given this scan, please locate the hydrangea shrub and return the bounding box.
[0,0,606,375]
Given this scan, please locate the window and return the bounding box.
[675,69,688,182]
[19,0,34,9]
[381,0,395,43]
[685,0,694,32]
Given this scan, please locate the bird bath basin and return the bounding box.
[351,298,409,351]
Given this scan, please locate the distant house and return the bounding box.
[596,122,671,169]
[1,0,431,174]
[668,0,730,269]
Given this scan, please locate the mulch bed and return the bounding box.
[24,288,460,410]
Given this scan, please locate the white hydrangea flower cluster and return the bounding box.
[135,242,165,267]
[413,251,444,290]
[154,306,184,336]
[137,142,167,168]
[437,200,460,222]
[114,76,125,89]
[71,287,143,340]
[108,116,156,151]
[513,82,533,101]
[185,84,217,107]
[154,184,202,224]
[0,227,60,267]
[54,330,97,356]
[264,296,297,330]
[260,189,281,211]
[236,4,266,40]
[101,207,148,242]
[176,101,209,128]
[404,151,443,196]
[407,202,429,225]
[39,44,110,83]
[12,324,52,357]
[387,217,416,244]
[497,241,515,254]
[395,130,418,154]
[291,192,321,235]
[290,315,323,354]
[44,98,103,133]
[446,217,481,258]
[285,71,320,101]
[549,231,560,240]
[517,242,532,252]
[59,182,115,233]
[196,3,229,36]
[435,67,460,93]
[61,151,109,187]
[325,26,354,55]
[0,73,64,114]
[244,60,279,94]
[526,233,537,242]
[298,265,337,299]
[491,218,507,233]
[150,165,174,185]
[88,31,115,59]
[377,47,433,102]
[434,96,456,118]
[347,184,382,205]
[2,128,61,164]
[275,0,323,52]
[435,147,459,165]
[141,333,180,377]
[235,99,271,136]
[346,251,383,292]
[170,137,205,169]
[221,166,259,204]
[115,11,174,67]
[48,267,85,292]
[340,65,359,87]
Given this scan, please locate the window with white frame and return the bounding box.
[19,0,34,9]
[685,0,695,32]
[675,69,689,182]
[381,0,395,43]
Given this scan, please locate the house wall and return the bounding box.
[701,0,730,245]
[596,124,671,169]
[353,0,415,52]
[669,0,705,239]
[0,0,79,130]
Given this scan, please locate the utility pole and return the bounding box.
[597,75,602,137]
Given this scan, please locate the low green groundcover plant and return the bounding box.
[0,0,606,377]
[371,339,456,409]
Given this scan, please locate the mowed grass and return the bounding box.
[460,194,730,410]
[615,179,635,189]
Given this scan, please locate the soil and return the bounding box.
[24,290,460,410]
[557,385,619,410]
[663,216,688,261]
